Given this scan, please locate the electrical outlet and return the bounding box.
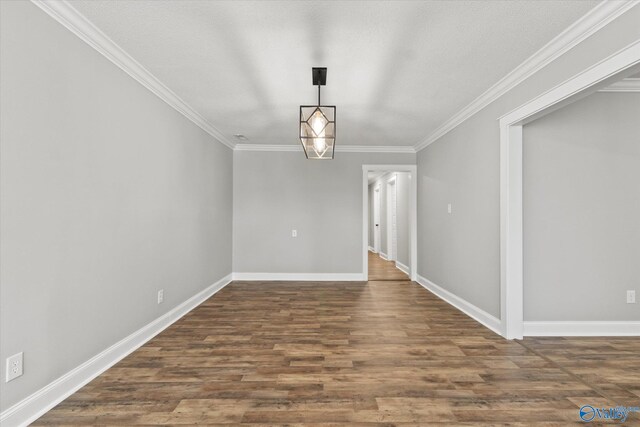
[157,289,164,304]
[291,229,297,238]
[6,352,23,382]
[447,203,452,214]
[627,290,636,304]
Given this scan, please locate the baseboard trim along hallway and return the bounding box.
[523,321,640,336]
[416,275,502,336]
[395,261,410,275]
[0,274,233,427]
[232,273,365,281]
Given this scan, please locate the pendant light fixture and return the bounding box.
[299,67,336,159]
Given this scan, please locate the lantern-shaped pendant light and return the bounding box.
[300,67,336,159]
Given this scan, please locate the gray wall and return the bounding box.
[233,152,415,274]
[417,4,640,318]
[396,172,411,268]
[0,1,233,411]
[523,92,640,321]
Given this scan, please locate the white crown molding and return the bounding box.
[414,0,639,152]
[598,78,640,92]
[234,144,302,152]
[337,145,416,154]
[417,275,503,336]
[232,272,365,281]
[234,144,416,153]
[524,321,640,336]
[0,274,233,427]
[30,0,235,150]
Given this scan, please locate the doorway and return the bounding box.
[362,165,417,281]
[499,44,640,339]
[373,185,381,253]
[386,176,397,262]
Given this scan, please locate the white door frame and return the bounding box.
[363,165,417,281]
[386,175,397,261]
[373,185,381,253]
[499,40,640,339]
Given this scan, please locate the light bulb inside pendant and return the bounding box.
[313,138,327,154]
[311,111,327,136]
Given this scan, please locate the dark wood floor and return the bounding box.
[368,250,409,281]
[34,277,640,425]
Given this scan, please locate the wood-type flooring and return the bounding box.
[33,265,640,425]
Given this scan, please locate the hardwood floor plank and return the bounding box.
[368,251,409,281]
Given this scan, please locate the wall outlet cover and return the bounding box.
[6,352,23,382]
[157,289,164,304]
[627,290,636,304]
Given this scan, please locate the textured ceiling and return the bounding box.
[69,0,598,147]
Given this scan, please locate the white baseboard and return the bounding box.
[523,321,640,336]
[395,261,410,275]
[232,272,365,281]
[379,252,388,260]
[368,246,375,252]
[0,274,233,427]
[416,275,502,336]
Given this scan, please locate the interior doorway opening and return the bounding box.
[362,165,417,281]
[499,44,640,339]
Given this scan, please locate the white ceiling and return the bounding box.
[69,0,598,147]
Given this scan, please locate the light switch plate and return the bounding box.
[292,229,297,238]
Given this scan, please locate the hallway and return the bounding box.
[368,251,409,281]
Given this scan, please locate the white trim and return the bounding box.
[414,1,638,151]
[500,124,524,340]
[234,144,416,153]
[362,165,417,282]
[598,78,640,92]
[0,274,233,427]
[30,0,235,149]
[395,261,410,275]
[524,321,640,336]
[379,252,389,261]
[417,276,502,336]
[232,273,365,281]
[368,246,376,252]
[339,145,415,153]
[500,40,640,340]
[234,144,301,152]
